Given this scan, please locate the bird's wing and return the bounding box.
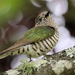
[0,26,55,54]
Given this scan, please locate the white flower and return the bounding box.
[46,0,68,16]
[51,14,65,26]
[31,0,41,8]
[8,11,23,27]
[55,26,75,52]
[11,55,29,68]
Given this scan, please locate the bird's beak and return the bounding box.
[45,11,50,18]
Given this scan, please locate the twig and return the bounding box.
[0,46,75,75]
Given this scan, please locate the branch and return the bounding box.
[0,46,75,75]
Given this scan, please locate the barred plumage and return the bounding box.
[10,31,59,58]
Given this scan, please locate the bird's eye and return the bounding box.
[35,16,42,23]
[39,17,42,21]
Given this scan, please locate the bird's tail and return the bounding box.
[0,48,20,59]
[0,51,11,59]
[0,40,30,59]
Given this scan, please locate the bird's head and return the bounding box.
[35,11,57,30]
[35,11,50,24]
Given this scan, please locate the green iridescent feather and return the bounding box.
[24,26,55,42]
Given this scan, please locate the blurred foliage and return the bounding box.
[22,0,47,17]
[0,0,47,27]
[0,0,23,26]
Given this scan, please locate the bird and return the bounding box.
[0,11,59,61]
